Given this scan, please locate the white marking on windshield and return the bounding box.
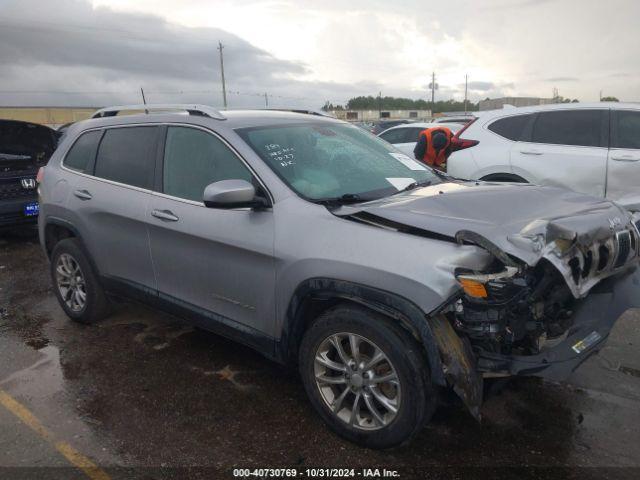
[386,178,415,190]
[265,143,296,167]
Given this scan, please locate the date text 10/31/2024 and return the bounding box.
[233,468,400,478]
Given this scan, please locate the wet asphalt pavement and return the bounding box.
[1,228,640,480]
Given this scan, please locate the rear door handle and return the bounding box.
[519,149,543,155]
[73,189,92,200]
[611,155,640,162]
[151,209,179,222]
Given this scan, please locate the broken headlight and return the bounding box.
[455,266,521,301]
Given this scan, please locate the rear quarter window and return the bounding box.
[63,130,102,173]
[488,114,531,141]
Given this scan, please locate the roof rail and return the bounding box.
[91,104,226,120]
[266,108,335,118]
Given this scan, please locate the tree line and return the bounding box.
[322,95,619,112]
[323,96,479,112]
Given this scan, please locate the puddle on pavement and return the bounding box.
[0,345,63,400]
[0,305,51,351]
[100,310,194,350]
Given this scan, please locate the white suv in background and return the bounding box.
[378,122,462,156]
[447,102,640,206]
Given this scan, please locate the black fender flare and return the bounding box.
[278,277,447,387]
[42,216,101,277]
[42,217,81,256]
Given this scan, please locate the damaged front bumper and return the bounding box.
[429,265,640,419]
[476,264,640,381]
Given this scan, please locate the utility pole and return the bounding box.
[218,41,228,108]
[599,90,603,101]
[431,72,436,106]
[264,92,269,107]
[378,91,382,119]
[140,87,148,114]
[464,74,468,114]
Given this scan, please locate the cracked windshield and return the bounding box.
[239,123,439,201]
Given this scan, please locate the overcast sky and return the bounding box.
[0,0,638,108]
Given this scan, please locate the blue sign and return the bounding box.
[24,202,39,217]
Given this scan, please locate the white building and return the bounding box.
[329,109,432,122]
[479,97,556,111]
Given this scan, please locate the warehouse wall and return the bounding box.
[330,109,432,121]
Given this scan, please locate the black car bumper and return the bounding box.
[477,265,640,381]
[0,195,38,228]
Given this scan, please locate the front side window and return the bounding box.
[531,110,605,147]
[488,114,531,141]
[94,126,158,189]
[64,130,102,172]
[612,110,640,149]
[237,123,439,201]
[163,126,252,202]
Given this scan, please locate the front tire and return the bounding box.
[299,304,435,448]
[50,238,110,324]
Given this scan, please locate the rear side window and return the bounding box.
[94,127,158,189]
[531,110,605,147]
[406,128,425,143]
[162,126,253,202]
[612,110,640,149]
[488,114,531,141]
[64,130,102,172]
[379,128,408,144]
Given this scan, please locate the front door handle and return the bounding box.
[519,149,543,155]
[611,155,640,162]
[73,189,92,200]
[151,209,179,222]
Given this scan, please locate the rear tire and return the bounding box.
[50,238,110,324]
[299,304,435,448]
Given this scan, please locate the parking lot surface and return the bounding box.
[2,228,640,479]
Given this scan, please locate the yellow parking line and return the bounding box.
[0,389,111,480]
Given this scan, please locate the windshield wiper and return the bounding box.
[394,179,432,195]
[314,193,364,206]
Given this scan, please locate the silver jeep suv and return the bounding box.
[39,104,640,448]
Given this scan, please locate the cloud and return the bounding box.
[0,0,367,108]
[1,0,639,108]
[466,81,495,91]
[544,77,579,82]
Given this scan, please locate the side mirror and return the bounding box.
[203,179,268,209]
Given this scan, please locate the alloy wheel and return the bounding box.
[313,332,401,430]
[55,253,87,312]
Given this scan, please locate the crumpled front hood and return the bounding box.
[336,181,633,267]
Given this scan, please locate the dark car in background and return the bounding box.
[0,119,58,228]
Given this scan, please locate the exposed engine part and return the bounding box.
[453,261,574,355]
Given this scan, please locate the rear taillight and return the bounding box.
[36,167,44,183]
[450,117,479,152]
[450,137,479,151]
